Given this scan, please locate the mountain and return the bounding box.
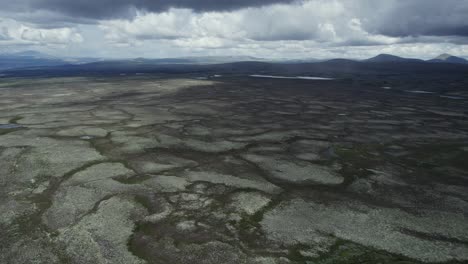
[4,55,468,78]
[365,54,423,63]
[9,50,58,59]
[2,52,468,80]
[428,53,468,64]
[0,53,268,71]
[122,56,266,65]
[180,55,265,64]
[0,51,67,70]
[0,51,105,70]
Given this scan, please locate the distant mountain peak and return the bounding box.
[365,54,421,62]
[372,54,400,59]
[0,51,67,71]
[435,53,453,60]
[9,50,59,60]
[429,53,467,64]
[14,50,45,56]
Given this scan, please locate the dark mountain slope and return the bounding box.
[428,53,468,64]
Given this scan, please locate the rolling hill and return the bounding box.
[428,53,468,64]
[365,54,423,63]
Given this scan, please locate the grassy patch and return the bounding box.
[334,144,384,185]
[314,240,419,264]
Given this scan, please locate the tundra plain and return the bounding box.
[1,75,467,264]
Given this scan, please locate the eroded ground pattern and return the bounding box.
[0,76,467,264]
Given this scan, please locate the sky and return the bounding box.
[0,0,468,59]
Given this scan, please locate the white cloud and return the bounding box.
[99,9,192,41]
[18,26,83,44]
[96,0,424,55]
[173,37,234,49]
[0,26,11,40]
[0,18,83,47]
[98,1,377,45]
[2,0,468,59]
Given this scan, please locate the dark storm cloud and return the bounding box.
[361,0,468,38]
[2,0,468,50]
[14,0,297,20]
[18,0,468,40]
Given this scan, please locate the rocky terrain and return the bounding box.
[0,75,467,263]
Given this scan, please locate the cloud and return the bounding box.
[3,0,297,20]
[1,0,468,59]
[19,26,83,44]
[98,1,401,48]
[4,0,467,40]
[100,9,194,41]
[0,19,83,47]
[355,0,468,37]
[0,26,11,40]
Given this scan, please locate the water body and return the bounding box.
[250,75,334,80]
[404,90,434,94]
[0,124,24,129]
[440,95,465,100]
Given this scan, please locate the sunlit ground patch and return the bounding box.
[250,74,334,80]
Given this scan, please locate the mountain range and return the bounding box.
[0,51,66,71]
[1,51,467,77]
[365,53,467,64]
[0,51,102,71]
[0,52,272,71]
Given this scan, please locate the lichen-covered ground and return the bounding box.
[0,76,467,264]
